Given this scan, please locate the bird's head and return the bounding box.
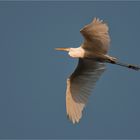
[55,47,84,58]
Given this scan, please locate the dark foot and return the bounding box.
[128,64,140,71]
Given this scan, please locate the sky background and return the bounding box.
[0,1,140,139]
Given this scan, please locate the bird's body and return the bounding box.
[55,18,140,124]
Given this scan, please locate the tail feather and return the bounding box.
[110,60,140,71]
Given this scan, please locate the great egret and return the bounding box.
[55,18,140,124]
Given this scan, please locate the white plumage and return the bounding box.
[66,59,105,124]
[55,17,140,124]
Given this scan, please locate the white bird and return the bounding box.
[55,18,140,124]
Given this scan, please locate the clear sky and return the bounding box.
[0,1,140,139]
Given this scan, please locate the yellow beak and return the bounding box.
[55,48,70,52]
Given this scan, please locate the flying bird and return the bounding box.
[55,18,140,124]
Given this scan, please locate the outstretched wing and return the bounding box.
[66,59,105,124]
[80,18,110,54]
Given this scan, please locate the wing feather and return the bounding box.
[80,17,110,54]
[66,59,105,124]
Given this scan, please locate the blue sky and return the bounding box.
[0,1,140,139]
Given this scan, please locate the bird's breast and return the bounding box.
[84,50,108,61]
